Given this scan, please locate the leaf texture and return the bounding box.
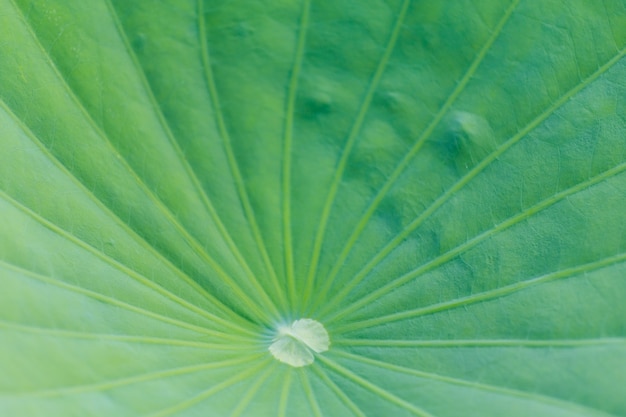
[1,0,625,416]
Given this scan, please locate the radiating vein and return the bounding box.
[300,368,324,417]
[334,250,626,333]
[0,190,257,337]
[283,0,311,312]
[311,364,367,417]
[197,0,287,313]
[0,320,259,351]
[278,368,293,417]
[0,260,255,343]
[302,0,412,311]
[310,0,521,312]
[0,97,255,333]
[337,351,619,417]
[229,364,277,417]
[105,0,281,320]
[317,355,435,417]
[148,359,271,417]
[4,353,263,398]
[335,337,626,348]
[320,44,626,320]
[323,159,626,321]
[7,0,273,325]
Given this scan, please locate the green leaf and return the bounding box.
[1,0,625,415]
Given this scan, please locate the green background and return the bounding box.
[1,0,625,415]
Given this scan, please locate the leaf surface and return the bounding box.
[1,0,626,416]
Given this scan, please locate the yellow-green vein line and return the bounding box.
[148,359,271,417]
[0,191,257,337]
[334,251,626,333]
[6,352,263,398]
[334,337,626,348]
[323,159,626,321]
[229,363,278,417]
[0,260,255,343]
[336,351,617,417]
[321,43,626,319]
[300,368,324,417]
[317,355,435,417]
[7,0,270,325]
[105,0,281,321]
[0,97,256,333]
[302,0,412,312]
[0,320,260,351]
[283,0,311,313]
[198,0,286,314]
[311,0,521,313]
[311,364,367,417]
[278,368,293,417]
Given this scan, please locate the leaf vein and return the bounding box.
[335,251,626,332]
[321,45,626,319]
[0,191,256,336]
[302,0,412,311]
[197,0,287,314]
[7,0,270,324]
[325,160,626,321]
[317,355,435,417]
[105,0,281,320]
[337,351,619,417]
[283,0,312,312]
[0,260,254,342]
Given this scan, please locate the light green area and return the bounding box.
[1,0,625,415]
[269,318,330,367]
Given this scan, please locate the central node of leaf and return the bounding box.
[268,318,330,367]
